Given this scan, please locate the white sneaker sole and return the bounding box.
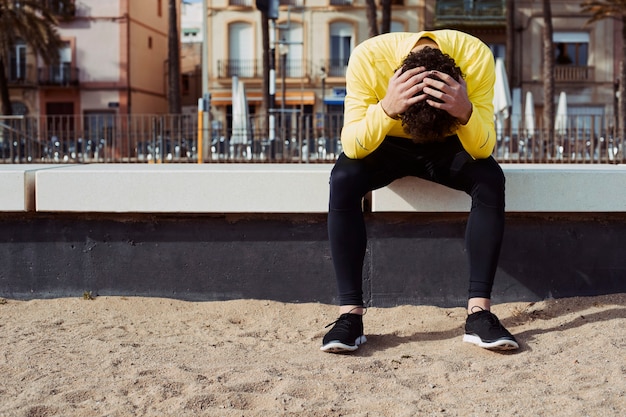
[463,334,519,350]
[320,335,367,353]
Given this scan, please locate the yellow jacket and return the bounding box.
[341,30,496,159]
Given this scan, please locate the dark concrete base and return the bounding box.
[1,212,625,307]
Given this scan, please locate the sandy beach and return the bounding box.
[1,293,624,416]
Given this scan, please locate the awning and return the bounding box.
[323,97,345,105]
[210,91,315,106]
[553,32,589,43]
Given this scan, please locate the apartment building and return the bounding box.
[513,0,620,126]
[198,0,619,136]
[5,0,174,122]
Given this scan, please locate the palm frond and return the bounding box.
[581,0,626,23]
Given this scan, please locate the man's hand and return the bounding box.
[379,66,431,119]
[420,70,473,124]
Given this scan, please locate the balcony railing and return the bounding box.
[218,59,312,79]
[7,63,36,86]
[280,0,305,6]
[42,0,76,20]
[323,59,348,78]
[218,60,263,79]
[38,65,79,86]
[329,0,352,6]
[436,0,505,20]
[555,65,593,82]
[228,0,253,7]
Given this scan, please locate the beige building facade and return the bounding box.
[6,0,174,119]
[198,0,620,136]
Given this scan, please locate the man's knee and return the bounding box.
[330,158,366,191]
[471,160,505,207]
[329,157,369,208]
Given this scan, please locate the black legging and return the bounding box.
[328,136,505,306]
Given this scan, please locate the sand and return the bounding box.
[0,293,625,417]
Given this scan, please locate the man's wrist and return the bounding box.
[380,102,401,120]
[460,103,473,125]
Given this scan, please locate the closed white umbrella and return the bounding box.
[493,58,511,118]
[524,91,535,137]
[493,58,512,141]
[230,76,250,158]
[555,91,568,135]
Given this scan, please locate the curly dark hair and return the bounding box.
[398,46,465,144]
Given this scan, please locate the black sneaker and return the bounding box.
[320,313,367,353]
[463,309,519,351]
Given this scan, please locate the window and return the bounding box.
[11,101,28,115]
[157,0,162,17]
[229,22,254,77]
[390,21,405,33]
[489,43,506,60]
[49,42,72,84]
[182,74,190,95]
[329,22,353,77]
[278,22,303,78]
[9,41,27,81]
[553,32,589,66]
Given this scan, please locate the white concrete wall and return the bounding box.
[3,163,625,213]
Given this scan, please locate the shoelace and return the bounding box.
[324,314,352,330]
[324,307,367,329]
[476,310,506,331]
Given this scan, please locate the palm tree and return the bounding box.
[0,0,66,115]
[380,0,391,34]
[365,0,378,38]
[580,0,626,139]
[542,0,556,156]
[365,0,393,38]
[259,10,270,135]
[167,0,181,114]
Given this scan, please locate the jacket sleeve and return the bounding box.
[340,53,400,159]
[455,50,497,159]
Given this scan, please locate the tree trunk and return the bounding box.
[506,0,515,86]
[260,12,270,128]
[618,15,626,140]
[167,0,181,114]
[542,0,555,154]
[365,0,378,38]
[0,56,13,115]
[380,0,391,34]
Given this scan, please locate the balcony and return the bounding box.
[555,65,594,82]
[228,0,253,7]
[6,64,37,86]
[329,0,352,6]
[38,65,79,87]
[217,59,312,79]
[323,59,348,78]
[435,0,506,27]
[218,60,263,79]
[279,0,305,6]
[42,0,76,20]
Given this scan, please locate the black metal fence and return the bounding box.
[0,113,623,164]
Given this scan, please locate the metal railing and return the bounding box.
[1,114,623,164]
[436,0,506,20]
[38,64,80,86]
[554,65,594,82]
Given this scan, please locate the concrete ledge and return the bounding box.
[35,164,334,213]
[1,163,622,214]
[372,164,626,212]
[0,165,60,212]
